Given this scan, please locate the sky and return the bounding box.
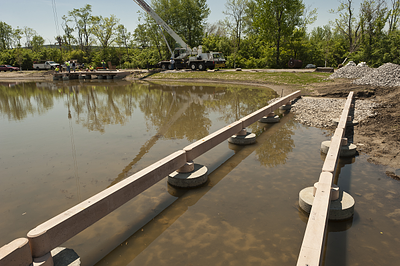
[1,0,362,45]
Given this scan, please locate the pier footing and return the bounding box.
[321,140,357,157]
[259,115,280,123]
[168,164,208,188]
[52,247,81,266]
[299,187,355,220]
[228,132,256,145]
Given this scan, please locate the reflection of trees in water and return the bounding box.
[205,86,278,124]
[1,82,278,142]
[140,88,212,142]
[255,119,299,167]
[65,83,146,133]
[0,83,56,121]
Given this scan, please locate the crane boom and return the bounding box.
[133,0,190,54]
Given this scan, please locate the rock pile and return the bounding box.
[328,61,373,79]
[329,61,400,87]
[291,97,379,128]
[353,63,400,87]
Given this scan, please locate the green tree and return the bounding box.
[61,15,76,48]
[23,26,36,48]
[388,0,400,33]
[91,15,120,48]
[116,24,132,54]
[254,0,305,67]
[31,35,45,52]
[330,0,362,54]
[150,0,210,49]
[223,0,249,68]
[13,27,23,48]
[134,14,166,60]
[0,21,13,50]
[68,4,93,52]
[358,0,388,64]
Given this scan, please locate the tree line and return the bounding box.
[1,0,400,70]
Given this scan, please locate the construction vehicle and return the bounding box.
[133,0,226,71]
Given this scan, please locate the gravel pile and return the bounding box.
[328,61,374,79]
[353,63,400,87]
[329,61,400,87]
[291,97,379,128]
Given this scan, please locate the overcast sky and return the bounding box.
[1,0,362,45]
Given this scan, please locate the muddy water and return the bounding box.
[0,81,399,266]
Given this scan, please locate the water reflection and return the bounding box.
[2,80,399,266]
[255,117,299,168]
[95,113,297,266]
[0,82,56,120]
[0,81,277,137]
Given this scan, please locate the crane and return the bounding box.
[133,0,191,59]
[133,0,226,70]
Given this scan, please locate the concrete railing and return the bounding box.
[0,90,301,266]
[296,92,354,266]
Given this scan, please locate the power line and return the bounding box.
[52,0,61,38]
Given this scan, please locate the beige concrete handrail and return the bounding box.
[1,90,301,264]
[297,91,354,266]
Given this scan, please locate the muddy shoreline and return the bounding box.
[1,70,398,176]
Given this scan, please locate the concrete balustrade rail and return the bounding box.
[1,90,301,266]
[297,92,354,266]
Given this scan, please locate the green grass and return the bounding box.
[149,70,332,86]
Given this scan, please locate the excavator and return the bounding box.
[133,0,226,70]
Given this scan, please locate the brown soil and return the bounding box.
[306,79,400,174]
[0,70,53,81]
[1,71,399,177]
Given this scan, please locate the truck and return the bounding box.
[133,0,226,71]
[33,60,60,70]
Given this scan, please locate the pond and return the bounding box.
[0,80,399,266]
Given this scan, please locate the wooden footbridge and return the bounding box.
[53,70,131,81]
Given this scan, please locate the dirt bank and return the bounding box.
[0,70,53,81]
[306,79,400,175]
[1,70,398,176]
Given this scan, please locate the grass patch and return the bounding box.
[150,70,332,86]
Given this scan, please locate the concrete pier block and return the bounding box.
[62,76,69,81]
[228,132,256,145]
[279,101,292,110]
[51,247,80,266]
[241,107,271,128]
[177,161,195,173]
[236,128,248,136]
[106,75,113,79]
[340,143,357,157]
[299,187,355,220]
[259,115,280,123]
[313,183,340,201]
[321,140,357,157]
[333,118,359,127]
[0,238,32,266]
[33,252,53,266]
[168,163,208,188]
